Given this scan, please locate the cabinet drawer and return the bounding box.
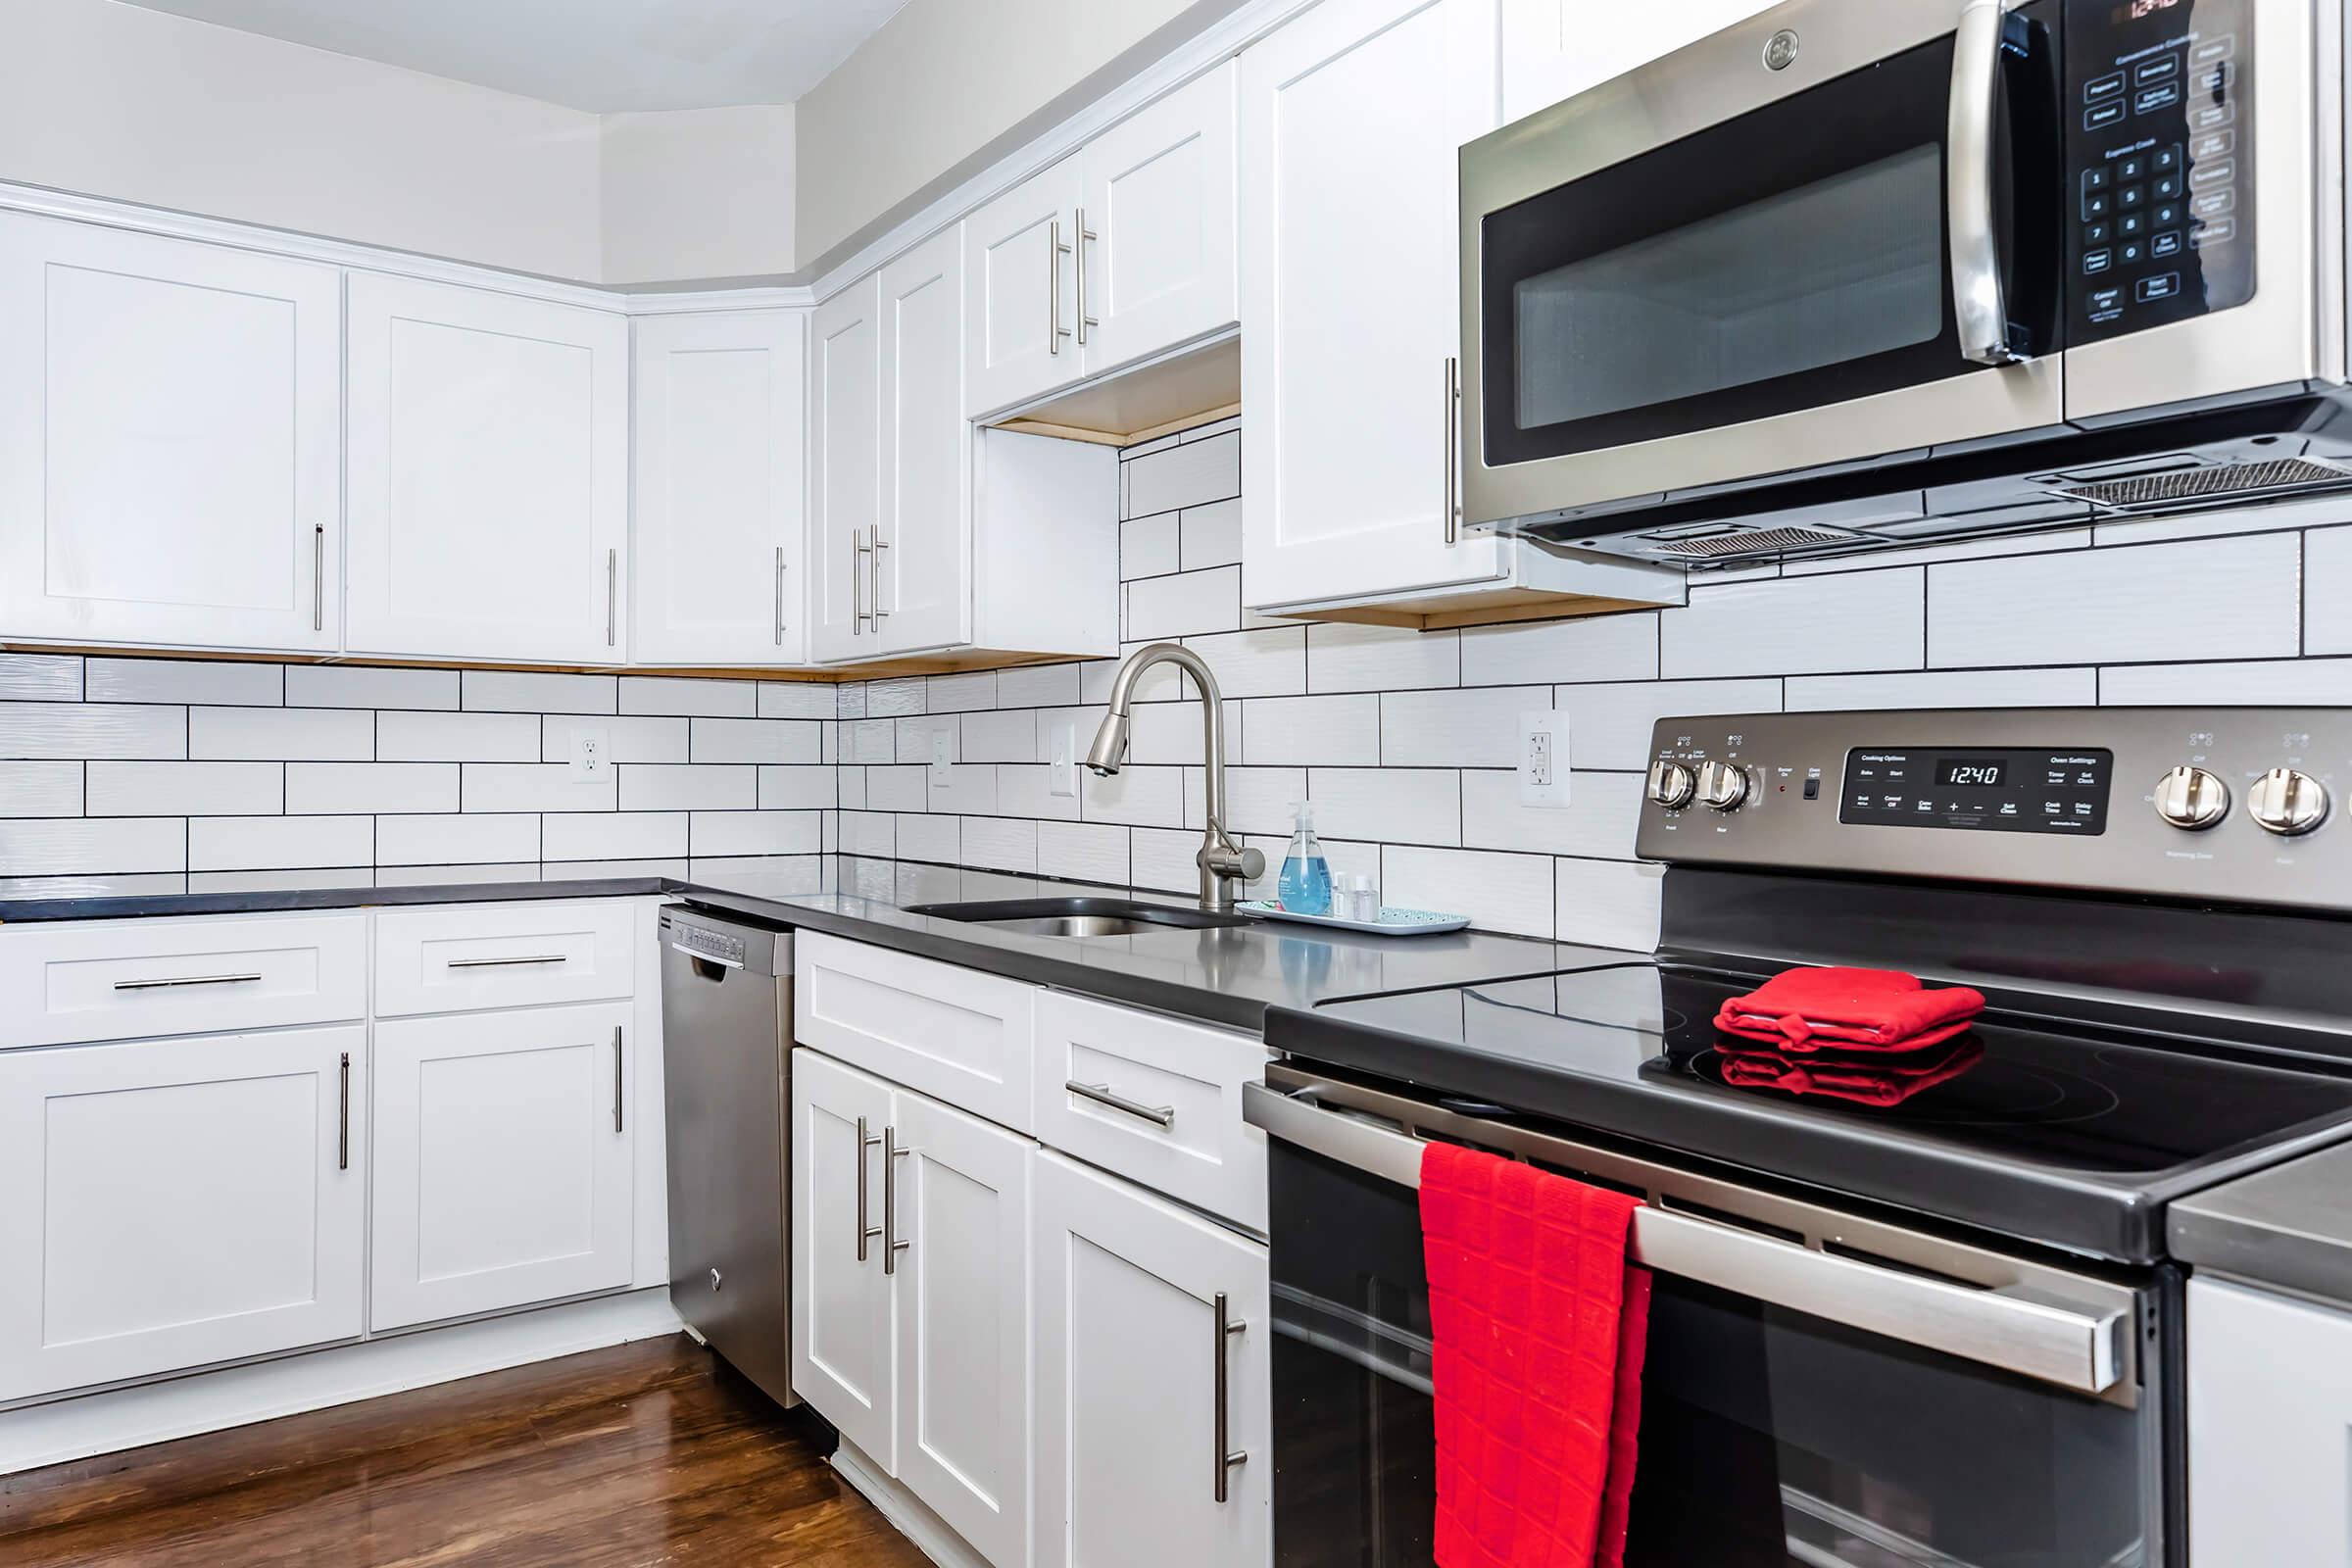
[795,932,1037,1133]
[373,901,637,1017]
[1033,992,1271,1229]
[0,914,367,1049]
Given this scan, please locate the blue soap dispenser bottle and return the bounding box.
[1278,800,1333,915]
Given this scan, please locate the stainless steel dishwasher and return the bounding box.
[660,904,796,1408]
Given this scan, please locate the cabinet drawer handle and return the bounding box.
[1214,1291,1248,1502]
[445,954,565,969]
[1049,217,1072,356]
[856,1115,883,1261]
[853,527,873,633]
[1076,207,1099,345]
[1066,1079,1175,1127]
[607,548,618,647]
[884,1126,912,1275]
[774,545,788,646]
[337,1051,351,1172]
[612,1025,624,1133]
[871,535,890,620]
[112,972,264,991]
[313,523,325,633]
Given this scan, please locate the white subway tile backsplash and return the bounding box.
[1460,769,1642,859]
[542,811,687,862]
[1309,623,1459,693]
[996,663,1082,709]
[1382,846,1553,939]
[865,677,927,717]
[1129,565,1241,640]
[190,867,373,894]
[1378,687,1539,768]
[691,717,821,764]
[1664,568,1925,677]
[375,813,538,866]
[619,675,757,716]
[867,766,928,812]
[1554,858,1664,953]
[0,761,82,817]
[2304,527,2352,655]
[543,714,688,763]
[0,704,185,761]
[0,655,81,702]
[1550,679,1785,770]
[190,706,371,761]
[1463,612,1658,687]
[1242,695,1379,766]
[689,810,821,857]
[759,681,840,719]
[893,812,961,864]
[1130,699,1242,765]
[284,664,458,710]
[1082,764,1183,827]
[620,764,758,811]
[1933,533,2300,666]
[894,715,960,769]
[1185,626,1307,699]
[759,765,839,809]
[377,710,541,762]
[0,871,184,900]
[189,815,369,871]
[1039,820,1130,883]
[959,816,1037,873]
[841,810,896,857]
[1124,431,1240,519]
[961,708,1039,763]
[462,670,615,714]
[461,763,615,813]
[1182,765,1304,838]
[997,764,1081,822]
[540,858,689,882]
[1180,498,1243,570]
[2098,658,2352,705]
[928,764,999,817]
[84,761,277,818]
[1785,666,2097,711]
[87,658,281,708]
[1130,826,1203,894]
[926,672,999,713]
[0,817,183,876]
[1306,767,1459,846]
[374,861,541,887]
[1122,512,1181,580]
[284,762,458,815]
[843,718,898,763]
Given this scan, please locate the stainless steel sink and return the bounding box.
[906,898,1255,939]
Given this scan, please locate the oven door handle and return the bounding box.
[1948,0,2028,367]
[1243,1082,2125,1397]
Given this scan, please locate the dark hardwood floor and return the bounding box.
[0,1335,932,1567]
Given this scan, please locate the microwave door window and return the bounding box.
[1514,143,1946,431]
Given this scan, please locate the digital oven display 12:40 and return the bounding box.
[1840,748,2115,834]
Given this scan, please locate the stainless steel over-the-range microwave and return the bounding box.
[1460,0,2351,564]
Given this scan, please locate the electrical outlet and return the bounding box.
[929,727,954,786]
[1519,710,1570,808]
[1048,720,1079,798]
[569,725,610,781]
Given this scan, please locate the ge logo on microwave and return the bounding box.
[1762,28,1800,71]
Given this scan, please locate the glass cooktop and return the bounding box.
[1281,961,2352,1262]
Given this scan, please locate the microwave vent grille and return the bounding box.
[1649,524,1862,560]
[2051,458,2352,511]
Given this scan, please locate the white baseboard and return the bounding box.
[0,1287,683,1477]
[831,1438,994,1568]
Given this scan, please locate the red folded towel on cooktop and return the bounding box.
[1713,965,1985,1053]
[1420,1142,1651,1568]
[1717,1035,1987,1107]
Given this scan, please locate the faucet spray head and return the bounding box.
[1085,710,1132,775]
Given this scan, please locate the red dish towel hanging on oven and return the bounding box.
[1713,965,1986,1053]
[1420,1142,1652,1568]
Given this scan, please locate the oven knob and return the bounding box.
[2248,768,2329,836]
[1696,760,1751,812]
[1646,760,1696,809]
[2153,766,2230,830]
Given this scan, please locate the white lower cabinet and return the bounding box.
[1034,1151,1269,1568]
[792,1047,1035,1567]
[0,1025,368,1402]
[369,1003,638,1331]
[2188,1276,2352,1561]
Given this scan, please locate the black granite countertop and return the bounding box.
[0,856,1629,1035]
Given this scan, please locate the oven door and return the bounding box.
[1248,1075,2170,1568]
[1460,0,2067,531]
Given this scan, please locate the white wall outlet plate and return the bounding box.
[1048,720,1078,798]
[929,726,954,786]
[1519,710,1570,808]
[569,724,610,780]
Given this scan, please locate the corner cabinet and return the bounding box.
[345,272,630,665]
[0,211,343,654]
[631,310,808,665]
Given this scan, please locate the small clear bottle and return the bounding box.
[1277,801,1333,915]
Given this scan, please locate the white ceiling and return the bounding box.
[116,0,911,113]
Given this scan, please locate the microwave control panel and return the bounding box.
[2065,0,2253,343]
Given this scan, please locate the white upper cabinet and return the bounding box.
[965,64,1240,421]
[1499,0,1781,124]
[1240,0,1504,612]
[876,227,972,657]
[964,156,1088,419]
[809,274,883,664]
[631,310,808,665]
[345,272,629,665]
[0,212,342,654]
[1077,62,1240,378]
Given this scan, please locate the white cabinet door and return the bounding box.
[1500,0,1779,123]
[809,274,883,663]
[2189,1277,2352,1562]
[346,272,629,664]
[1240,0,1503,612]
[892,1090,1033,1568]
[0,212,341,653]
[877,228,972,657]
[0,1025,366,1401]
[963,157,1087,418]
[794,932,1038,1135]
[632,310,808,665]
[369,1003,635,1330]
[792,1047,898,1466]
[1080,62,1239,376]
[1034,1152,1270,1568]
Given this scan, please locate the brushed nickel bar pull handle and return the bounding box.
[1076,207,1099,346]
[871,535,890,620]
[774,545,788,646]
[113,972,264,991]
[1214,1291,1248,1502]
[1442,356,1460,546]
[445,954,565,969]
[606,547,618,647]
[612,1026,624,1134]
[883,1125,911,1275]
[337,1051,350,1172]
[1067,1078,1174,1127]
[856,1115,883,1261]
[854,527,874,633]
[1050,217,1072,356]
[313,523,325,633]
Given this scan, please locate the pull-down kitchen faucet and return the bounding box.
[1087,642,1264,911]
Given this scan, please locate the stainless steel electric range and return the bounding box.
[1248,708,2352,1568]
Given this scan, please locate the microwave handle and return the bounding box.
[1242,1081,2124,1397]
[1948,0,2029,367]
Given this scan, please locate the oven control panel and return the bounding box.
[2064,0,2253,342]
[1638,710,2352,911]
